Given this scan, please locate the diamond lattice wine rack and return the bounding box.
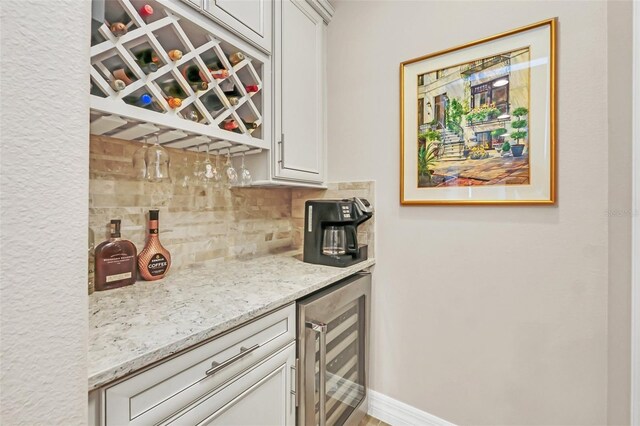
[89,0,270,152]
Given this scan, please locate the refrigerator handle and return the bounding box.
[306,320,327,426]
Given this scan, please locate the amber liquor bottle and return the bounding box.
[94,220,137,291]
[138,209,171,281]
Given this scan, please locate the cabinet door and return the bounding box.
[203,0,272,53]
[163,343,296,426]
[274,0,326,184]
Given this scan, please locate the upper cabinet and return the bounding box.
[273,0,326,184]
[202,0,273,54]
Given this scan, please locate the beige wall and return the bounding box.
[607,1,633,424]
[327,1,631,424]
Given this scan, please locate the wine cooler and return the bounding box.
[297,273,371,426]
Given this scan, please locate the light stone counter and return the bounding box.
[88,252,375,390]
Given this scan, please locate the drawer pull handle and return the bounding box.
[205,344,260,376]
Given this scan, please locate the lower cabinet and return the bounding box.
[89,304,296,426]
[163,343,295,425]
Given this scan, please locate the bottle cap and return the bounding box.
[211,70,229,79]
[167,97,182,109]
[245,85,259,93]
[168,50,183,61]
[111,79,126,91]
[149,209,159,220]
[145,62,158,73]
[140,93,153,106]
[139,5,154,17]
[110,219,122,237]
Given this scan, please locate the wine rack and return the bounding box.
[89,0,269,152]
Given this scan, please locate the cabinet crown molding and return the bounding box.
[306,0,335,23]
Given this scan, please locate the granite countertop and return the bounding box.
[88,252,375,390]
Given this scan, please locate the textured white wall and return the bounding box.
[0,1,90,424]
[327,1,622,424]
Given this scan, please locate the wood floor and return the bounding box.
[359,414,390,426]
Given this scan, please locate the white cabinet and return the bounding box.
[163,343,295,425]
[202,0,273,54]
[89,305,296,426]
[273,0,326,184]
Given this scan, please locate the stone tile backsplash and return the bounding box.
[89,135,375,293]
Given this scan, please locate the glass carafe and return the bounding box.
[322,226,347,256]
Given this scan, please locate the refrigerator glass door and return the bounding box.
[299,273,370,426]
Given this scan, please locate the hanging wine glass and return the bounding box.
[132,137,149,180]
[222,150,238,188]
[145,135,171,182]
[192,145,203,184]
[178,155,191,188]
[201,143,219,186]
[239,152,252,187]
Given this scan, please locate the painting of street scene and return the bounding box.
[417,47,530,188]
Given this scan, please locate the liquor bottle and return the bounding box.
[224,88,242,105]
[181,65,207,83]
[124,93,153,107]
[138,210,171,281]
[109,79,126,92]
[167,49,183,61]
[94,220,137,291]
[191,81,208,92]
[245,84,259,93]
[228,52,245,66]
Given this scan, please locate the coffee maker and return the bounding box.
[303,197,373,267]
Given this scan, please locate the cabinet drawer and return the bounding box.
[104,304,295,426]
[162,342,295,425]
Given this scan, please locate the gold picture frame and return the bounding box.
[400,18,556,205]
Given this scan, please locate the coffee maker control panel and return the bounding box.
[341,204,352,219]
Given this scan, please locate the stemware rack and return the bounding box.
[90,0,270,152]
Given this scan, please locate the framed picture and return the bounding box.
[400,18,556,205]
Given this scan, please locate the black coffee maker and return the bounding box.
[303,197,374,267]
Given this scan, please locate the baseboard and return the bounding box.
[368,390,456,426]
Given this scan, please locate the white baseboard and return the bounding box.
[368,390,456,426]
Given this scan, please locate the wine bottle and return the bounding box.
[112,68,136,85]
[242,120,259,131]
[135,49,156,65]
[202,94,224,111]
[167,49,183,61]
[211,70,229,80]
[206,59,224,70]
[224,88,242,105]
[166,97,182,109]
[138,4,154,21]
[138,210,171,281]
[160,80,186,98]
[94,220,137,291]
[123,93,153,107]
[191,81,208,92]
[228,52,245,66]
[181,65,207,83]
[109,4,153,36]
[245,84,259,93]
[223,119,241,133]
[139,62,158,74]
[186,110,199,122]
[109,79,126,91]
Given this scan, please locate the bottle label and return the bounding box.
[106,272,133,283]
[147,253,168,276]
